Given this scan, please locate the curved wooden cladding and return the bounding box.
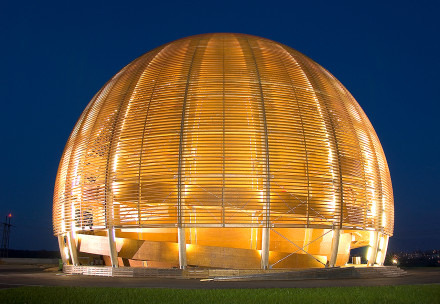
[53,33,393,236]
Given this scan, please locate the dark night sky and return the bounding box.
[0,0,438,252]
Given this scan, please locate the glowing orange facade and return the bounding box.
[53,33,393,269]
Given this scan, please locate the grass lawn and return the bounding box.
[0,285,439,304]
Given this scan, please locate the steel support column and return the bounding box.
[67,231,79,266]
[178,227,187,269]
[107,228,119,268]
[329,228,340,267]
[261,227,270,269]
[246,38,272,271]
[175,39,201,271]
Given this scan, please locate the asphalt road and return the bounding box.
[0,265,439,289]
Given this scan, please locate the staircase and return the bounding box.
[63,265,406,280]
[212,266,407,281]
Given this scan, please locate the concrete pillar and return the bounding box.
[329,228,340,267]
[178,227,187,269]
[57,235,68,265]
[107,228,119,268]
[261,227,270,269]
[67,231,79,266]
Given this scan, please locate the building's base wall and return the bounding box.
[72,227,358,268]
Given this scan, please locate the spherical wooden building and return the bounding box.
[53,33,393,269]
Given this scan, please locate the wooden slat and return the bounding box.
[53,33,393,237]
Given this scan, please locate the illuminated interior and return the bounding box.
[53,33,394,269]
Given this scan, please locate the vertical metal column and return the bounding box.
[368,231,379,266]
[67,231,79,266]
[107,228,119,268]
[178,227,187,269]
[329,228,340,267]
[261,227,270,269]
[176,38,202,271]
[246,38,271,270]
[57,235,68,265]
